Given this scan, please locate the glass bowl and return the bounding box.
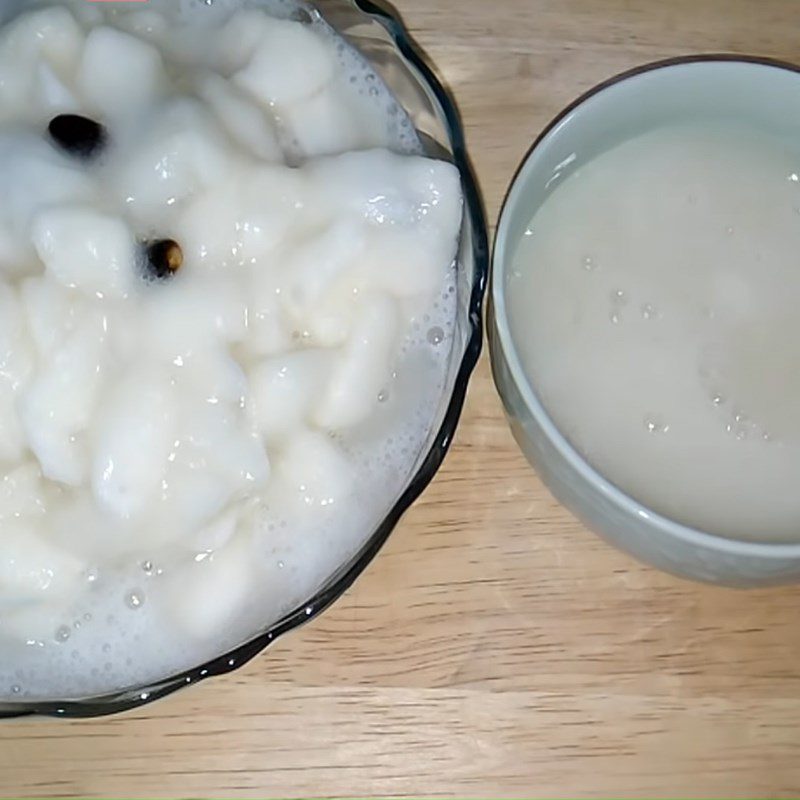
[0,0,488,718]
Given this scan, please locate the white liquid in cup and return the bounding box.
[509,120,800,545]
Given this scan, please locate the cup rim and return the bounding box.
[492,54,800,558]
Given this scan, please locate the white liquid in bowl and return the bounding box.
[0,0,463,701]
[509,121,800,544]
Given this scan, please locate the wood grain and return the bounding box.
[4,1,800,797]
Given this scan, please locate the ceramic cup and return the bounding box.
[490,57,800,587]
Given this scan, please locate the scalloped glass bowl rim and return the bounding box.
[0,0,488,719]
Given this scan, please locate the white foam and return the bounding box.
[0,0,460,701]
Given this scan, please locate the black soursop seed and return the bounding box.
[48,114,108,159]
[142,239,184,281]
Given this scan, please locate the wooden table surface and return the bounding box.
[5,1,800,797]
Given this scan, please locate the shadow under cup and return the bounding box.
[490,57,800,588]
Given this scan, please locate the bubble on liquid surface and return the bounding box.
[582,256,597,271]
[125,590,145,610]
[427,326,444,346]
[725,417,750,440]
[644,415,669,434]
[54,626,71,644]
[611,289,628,305]
[641,303,658,320]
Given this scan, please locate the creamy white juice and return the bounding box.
[509,121,800,544]
[0,0,463,701]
